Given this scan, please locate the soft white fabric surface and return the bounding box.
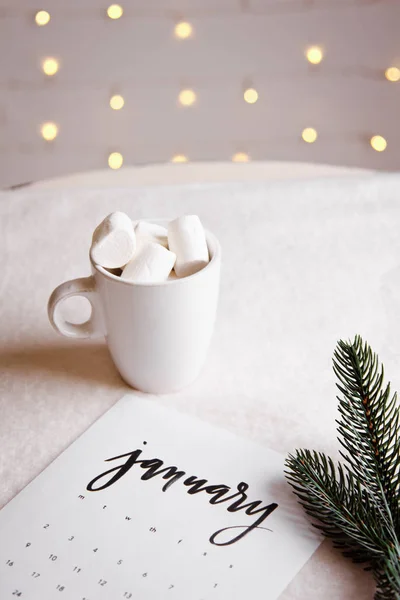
[2,172,400,597]
[31,161,370,190]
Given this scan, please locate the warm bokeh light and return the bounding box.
[370,135,387,152]
[232,152,250,163]
[171,154,188,163]
[178,89,196,106]
[385,67,400,82]
[108,152,124,169]
[42,57,59,76]
[40,122,58,141]
[301,127,318,143]
[174,21,193,39]
[107,4,123,19]
[243,88,258,104]
[110,94,125,110]
[306,46,324,65]
[35,10,50,26]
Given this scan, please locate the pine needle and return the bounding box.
[285,336,400,600]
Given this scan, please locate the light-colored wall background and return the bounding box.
[0,0,399,187]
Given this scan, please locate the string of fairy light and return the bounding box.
[32,5,398,168]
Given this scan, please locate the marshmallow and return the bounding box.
[122,242,176,283]
[135,221,168,249]
[167,215,209,278]
[91,212,136,269]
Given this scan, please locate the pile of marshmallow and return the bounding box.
[90,212,210,283]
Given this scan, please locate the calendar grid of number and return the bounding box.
[0,395,321,599]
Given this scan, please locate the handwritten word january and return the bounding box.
[86,445,278,545]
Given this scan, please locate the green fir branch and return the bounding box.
[374,547,400,600]
[285,449,389,565]
[285,336,400,600]
[333,336,400,525]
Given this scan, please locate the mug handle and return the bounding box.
[48,276,104,339]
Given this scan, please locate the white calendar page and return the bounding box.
[0,395,321,600]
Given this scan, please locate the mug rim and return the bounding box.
[90,219,221,288]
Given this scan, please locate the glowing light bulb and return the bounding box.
[232,152,250,163]
[301,127,318,143]
[171,154,188,163]
[243,88,258,104]
[107,4,123,19]
[108,152,124,169]
[110,94,124,110]
[178,89,196,106]
[40,122,58,141]
[306,46,323,65]
[385,67,400,82]
[370,135,387,152]
[35,10,50,26]
[174,21,193,39]
[42,57,59,76]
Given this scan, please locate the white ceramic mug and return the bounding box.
[47,221,221,394]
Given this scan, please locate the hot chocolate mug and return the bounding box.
[48,220,221,393]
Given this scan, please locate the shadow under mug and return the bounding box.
[47,221,221,394]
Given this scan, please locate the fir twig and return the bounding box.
[286,450,388,565]
[285,336,400,599]
[375,546,400,600]
[333,337,400,526]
